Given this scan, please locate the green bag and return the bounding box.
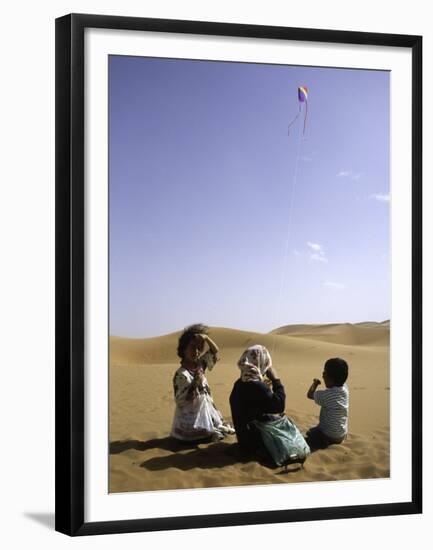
[250,415,310,467]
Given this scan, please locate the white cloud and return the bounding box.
[370,193,390,202]
[307,241,323,253]
[301,155,313,162]
[307,242,327,262]
[323,281,345,290]
[338,170,351,177]
[337,169,362,181]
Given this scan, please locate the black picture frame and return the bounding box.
[55,13,422,536]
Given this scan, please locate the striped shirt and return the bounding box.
[314,384,349,440]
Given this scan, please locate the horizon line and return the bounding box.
[110,319,391,340]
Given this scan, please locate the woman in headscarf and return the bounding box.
[229,345,286,457]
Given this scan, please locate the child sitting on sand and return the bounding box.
[170,324,235,442]
[305,357,349,450]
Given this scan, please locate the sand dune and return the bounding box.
[109,322,390,493]
[271,320,390,347]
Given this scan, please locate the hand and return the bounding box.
[265,367,279,382]
[193,369,205,390]
[194,368,205,381]
[307,378,321,400]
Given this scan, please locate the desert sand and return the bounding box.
[109,322,390,493]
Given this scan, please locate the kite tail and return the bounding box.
[288,105,301,136]
[303,100,308,137]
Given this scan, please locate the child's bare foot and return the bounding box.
[219,423,235,435]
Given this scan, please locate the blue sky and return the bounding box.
[109,55,390,337]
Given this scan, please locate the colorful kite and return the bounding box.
[288,85,308,137]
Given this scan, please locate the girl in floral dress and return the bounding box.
[171,324,234,442]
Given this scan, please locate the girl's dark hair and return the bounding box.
[177,323,209,359]
[324,357,349,386]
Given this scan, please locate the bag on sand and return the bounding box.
[193,394,220,433]
[250,415,310,467]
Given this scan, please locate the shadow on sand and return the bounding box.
[138,440,247,471]
[109,436,198,454]
[110,436,304,473]
[110,436,249,470]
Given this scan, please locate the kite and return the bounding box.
[287,85,308,137]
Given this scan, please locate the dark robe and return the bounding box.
[229,378,286,454]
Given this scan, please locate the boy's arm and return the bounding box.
[307,378,321,400]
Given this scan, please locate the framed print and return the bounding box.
[55,13,422,536]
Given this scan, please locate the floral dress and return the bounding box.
[171,351,228,441]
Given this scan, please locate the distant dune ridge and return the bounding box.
[271,320,390,346]
[109,322,390,493]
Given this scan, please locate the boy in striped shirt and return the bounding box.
[306,357,349,450]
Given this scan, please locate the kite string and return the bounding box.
[303,100,308,136]
[271,121,304,357]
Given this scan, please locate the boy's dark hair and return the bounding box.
[177,323,209,359]
[324,357,349,386]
